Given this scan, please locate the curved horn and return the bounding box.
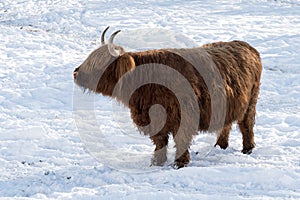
[101,26,110,45]
[108,30,121,44]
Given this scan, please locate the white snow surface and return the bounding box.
[1,0,300,199]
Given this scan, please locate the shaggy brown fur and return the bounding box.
[74,29,262,168]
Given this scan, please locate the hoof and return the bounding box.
[174,150,190,169]
[151,159,166,167]
[151,155,167,167]
[172,161,188,169]
[214,142,228,150]
[242,148,253,154]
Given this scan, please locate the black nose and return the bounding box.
[73,67,79,79]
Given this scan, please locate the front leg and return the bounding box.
[174,149,190,169]
[150,134,169,166]
[173,131,193,169]
[215,123,232,149]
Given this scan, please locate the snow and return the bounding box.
[1,0,300,199]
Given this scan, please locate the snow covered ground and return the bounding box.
[0,0,300,199]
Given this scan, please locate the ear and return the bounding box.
[115,54,136,79]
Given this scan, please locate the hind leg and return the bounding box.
[215,123,232,149]
[238,87,259,154]
[238,116,255,154]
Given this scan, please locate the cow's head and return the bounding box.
[74,26,135,94]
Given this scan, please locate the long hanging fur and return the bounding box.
[74,29,262,168]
